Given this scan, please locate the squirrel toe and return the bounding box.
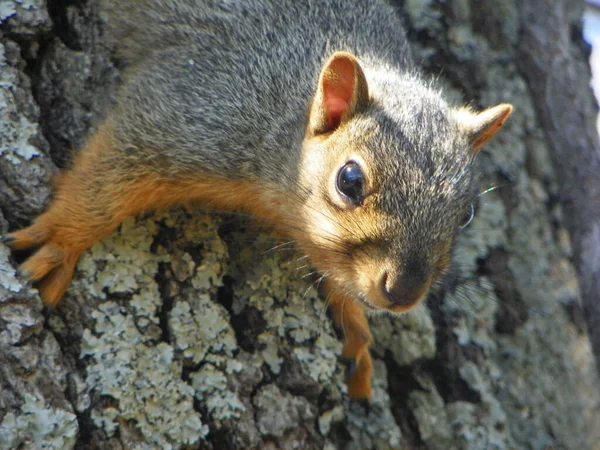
[37,261,77,305]
[4,223,52,250]
[346,352,374,400]
[20,244,65,282]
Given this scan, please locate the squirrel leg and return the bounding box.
[327,284,374,400]
[6,125,133,304]
[6,124,266,305]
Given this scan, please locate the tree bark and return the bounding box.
[1,1,599,449]
[516,0,600,385]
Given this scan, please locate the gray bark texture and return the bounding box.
[1,0,599,449]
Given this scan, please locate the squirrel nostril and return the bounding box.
[381,270,430,307]
[381,271,398,303]
[381,271,388,289]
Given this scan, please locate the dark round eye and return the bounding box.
[458,204,474,230]
[336,162,364,204]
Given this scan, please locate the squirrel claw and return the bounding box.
[344,358,357,378]
[0,235,15,244]
[350,396,372,413]
[15,268,32,279]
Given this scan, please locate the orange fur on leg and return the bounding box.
[7,124,287,305]
[327,283,374,399]
[7,127,119,304]
[347,347,373,399]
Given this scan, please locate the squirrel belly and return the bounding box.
[4,0,512,400]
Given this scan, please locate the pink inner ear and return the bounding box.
[323,95,350,129]
[321,57,356,130]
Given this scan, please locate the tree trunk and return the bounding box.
[1,1,599,449]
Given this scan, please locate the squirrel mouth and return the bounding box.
[360,297,381,311]
[360,295,425,314]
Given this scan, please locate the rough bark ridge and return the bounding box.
[516,0,600,383]
[1,1,599,449]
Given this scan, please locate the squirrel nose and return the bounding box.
[381,270,431,308]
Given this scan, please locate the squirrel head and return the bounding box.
[298,51,512,314]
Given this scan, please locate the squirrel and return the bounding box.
[2,0,512,399]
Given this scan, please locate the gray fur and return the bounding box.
[101,0,477,290]
[101,0,416,182]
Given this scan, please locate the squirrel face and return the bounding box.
[298,52,512,314]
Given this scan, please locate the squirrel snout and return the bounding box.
[381,269,432,310]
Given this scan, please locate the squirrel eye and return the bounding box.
[336,162,364,205]
[458,204,474,230]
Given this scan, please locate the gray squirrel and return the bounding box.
[2,0,512,399]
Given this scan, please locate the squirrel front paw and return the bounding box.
[3,219,81,305]
[345,347,374,400]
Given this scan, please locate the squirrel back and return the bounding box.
[99,0,417,183]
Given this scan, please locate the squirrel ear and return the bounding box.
[454,104,513,153]
[309,51,369,135]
